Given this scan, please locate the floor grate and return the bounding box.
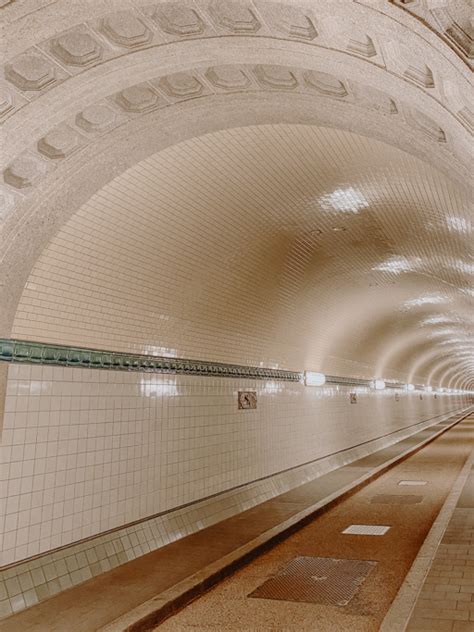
[370,494,423,505]
[248,556,377,606]
[342,524,391,535]
[398,480,427,486]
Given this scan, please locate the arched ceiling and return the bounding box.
[1,0,473,387]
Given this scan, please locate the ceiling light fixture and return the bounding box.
[320,187,369,213]
[446,216,470,234]
[373,256,417,274]
[404,294,451,307]
[305,371,326,386]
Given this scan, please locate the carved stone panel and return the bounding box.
[404,63,435,89]
[114,84,163,113]
[205,66,251,91]
[303,70,348,99]
[156,72,209,101]
[146,3,207,38]
[5,51,64,94]
[257,2,318,41]
[3,153,49,189]
[37,125,83,159]
[51,29,103,67]
[347,35,377,58]
[409,110,447,143]
[75,104,118,133]
[254,65,298,90]
[208,1,262,34]
[100,12,153,49]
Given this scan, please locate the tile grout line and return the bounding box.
[380,416,474,632]
[97,408,474,632]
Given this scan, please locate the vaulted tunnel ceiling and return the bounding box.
[1,0,473,387]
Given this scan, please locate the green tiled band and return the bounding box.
[0,338,301,382]
[0,339,422,388]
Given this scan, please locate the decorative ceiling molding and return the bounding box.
[1,62,455,202]
[0,1,472,384]
[390,0,473,69]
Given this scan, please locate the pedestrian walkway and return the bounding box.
[404,417,474,631]
[153,413,474,632]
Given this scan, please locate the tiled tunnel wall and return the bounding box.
[1,361,470,571]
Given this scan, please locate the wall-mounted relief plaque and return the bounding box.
[350,392,357,404]
[238,391,257,410]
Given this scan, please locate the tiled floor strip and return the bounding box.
[381,413,474,632]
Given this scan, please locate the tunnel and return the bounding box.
[0,1,473,631]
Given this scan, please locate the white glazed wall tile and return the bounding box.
[1,362,469,571]
[8,124,473,384]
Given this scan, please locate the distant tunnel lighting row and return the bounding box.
[304,372,473,394]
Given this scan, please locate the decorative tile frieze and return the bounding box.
[326,375,371,387]
[0,340,421,388]
[0,339,301,381]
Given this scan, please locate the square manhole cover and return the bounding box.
[370,494,423,505]
[398,480,427,486]
[248,556,377,606]
[342,524,391,535]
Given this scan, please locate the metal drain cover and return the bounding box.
[342,524,391,535]
[248,556,377,606]
[398,480,427,486]
[370,494,423,505]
